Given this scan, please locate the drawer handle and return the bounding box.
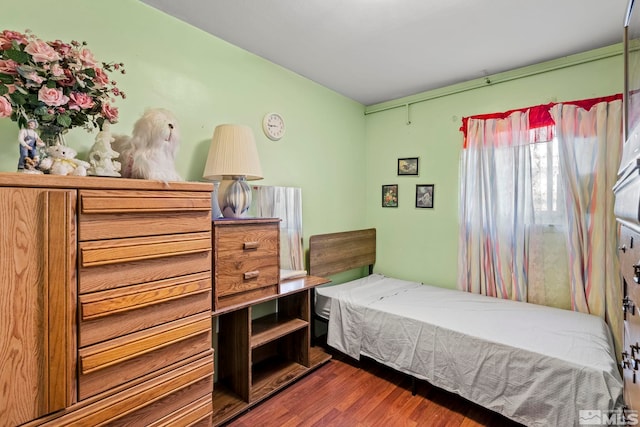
[244,270,259,280]
[620,245,627,253]
[244,241,259,250]
[634,264,640,284]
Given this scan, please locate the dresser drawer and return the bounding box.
[79,272,211,347]
[80,232,211,268]
[619,225,640,289]
[110,383,213,427]
[79,233,211,293]
[79,189,211,241]
[78,313,211,400]
[39,352,213,427]
[213,220,280,309]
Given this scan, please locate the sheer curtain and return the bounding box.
[458,111,554,301]
[549,100,623,352]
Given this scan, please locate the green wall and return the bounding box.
[1,0,367,248]
[364,47,623,289]
[2,1,623,292]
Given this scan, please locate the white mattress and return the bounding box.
[316,274,623,427]
[315,273,387,319]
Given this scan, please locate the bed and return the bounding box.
[308,228,624,427]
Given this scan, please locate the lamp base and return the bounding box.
[221,176,252,218]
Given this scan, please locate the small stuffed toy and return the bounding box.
[39,144,90,176]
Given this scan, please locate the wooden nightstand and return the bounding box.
[211,218,332,426]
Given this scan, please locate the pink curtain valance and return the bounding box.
[460,94,622,148]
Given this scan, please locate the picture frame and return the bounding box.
[382,184,398,207]
[397,157,419,176]
[415,184,434,208]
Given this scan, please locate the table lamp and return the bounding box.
[203,124,263,218]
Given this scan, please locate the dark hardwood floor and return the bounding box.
[224,347,524,427]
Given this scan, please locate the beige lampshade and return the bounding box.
[203,124,263,180]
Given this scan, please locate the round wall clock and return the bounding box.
[262,112,285,141]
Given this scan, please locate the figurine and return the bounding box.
[17,119,45,173]
[87,122,122,177]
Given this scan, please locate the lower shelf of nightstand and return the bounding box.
[212,346,332,426]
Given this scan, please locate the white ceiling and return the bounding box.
[140,0,628,106]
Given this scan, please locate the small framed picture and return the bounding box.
[382,184,398,207]
[416,184,434,208]
[398,157,419,176]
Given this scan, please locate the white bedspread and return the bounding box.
[319,274,623,427]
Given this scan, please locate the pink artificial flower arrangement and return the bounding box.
[0,29,125,136]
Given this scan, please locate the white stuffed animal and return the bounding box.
[112,108,182,182]
[39,144,90,176]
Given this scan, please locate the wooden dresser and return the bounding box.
[616,159,640,413]
[0,173,214,427]
[211,218,331,426]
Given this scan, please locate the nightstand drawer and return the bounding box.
[214,221,279,256]
[215,255,279,297]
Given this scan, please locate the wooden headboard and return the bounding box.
[308,228,376,277]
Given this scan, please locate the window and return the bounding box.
[531,137,564,226]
